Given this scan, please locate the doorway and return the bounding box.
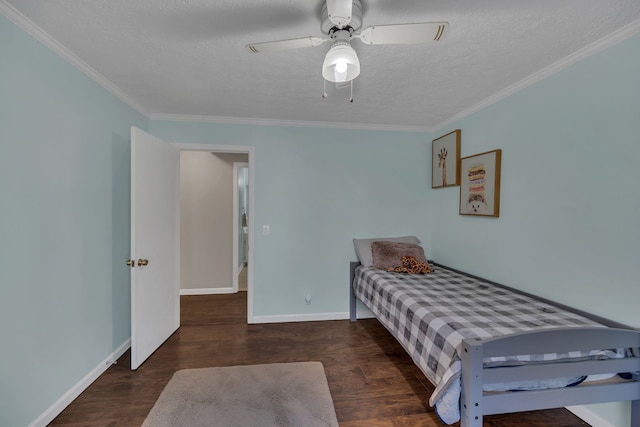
[175,143,254,323]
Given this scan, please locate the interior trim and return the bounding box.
[172,143,256,324]
[433,18,640,132]
[252,312,350,324]
[0,0,148,117]
[3,1,639,135]
[149,113,433,133]
[566,405,618,427]
[180,287,235,295]
[27,339,131,427]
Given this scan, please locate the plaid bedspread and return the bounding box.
[352,265,608,407]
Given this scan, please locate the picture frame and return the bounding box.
[459,149,502,217]
[432,129,461,188]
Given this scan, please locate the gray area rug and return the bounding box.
[142,362,339,427]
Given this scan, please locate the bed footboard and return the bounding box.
[459,328,640,427]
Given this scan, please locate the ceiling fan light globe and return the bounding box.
[322,44,360,83]
[335,59,348,74]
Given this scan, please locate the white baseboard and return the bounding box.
[566,405,616,427]
[251,310,376,324]
[180,287,235,295]
[29,338,131,427]
[253,311,348,324]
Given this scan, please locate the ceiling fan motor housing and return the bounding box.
[321,0,362,34]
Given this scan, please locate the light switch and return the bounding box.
[262,225,270,236]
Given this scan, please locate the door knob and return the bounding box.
[138,259,149,266]
[126,259,136,267]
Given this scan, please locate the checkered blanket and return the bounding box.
[352,265,612,419]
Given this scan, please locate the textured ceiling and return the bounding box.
[3,0,640,131]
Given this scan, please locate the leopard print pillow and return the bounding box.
[387,255,433,274]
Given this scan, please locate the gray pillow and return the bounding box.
[371,241,428,270]
[353,236,421,267]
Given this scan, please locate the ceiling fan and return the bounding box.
[246,0,448,96]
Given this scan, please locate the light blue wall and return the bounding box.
[0,16,147,427]
[149,122,431,316]
[430,32,640,426]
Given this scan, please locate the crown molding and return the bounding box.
[0,0,149,117]
[433,17,640,133]
[4,0,638,136]
[148,113,434,133]
[0,2,428,132]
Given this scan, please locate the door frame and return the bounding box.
[174,143,255,323]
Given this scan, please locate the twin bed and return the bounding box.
[348,237,640,426]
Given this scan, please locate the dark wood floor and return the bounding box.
[50,293,590,426]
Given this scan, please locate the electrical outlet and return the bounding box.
[262,225,270,236]
[305,293,312,305]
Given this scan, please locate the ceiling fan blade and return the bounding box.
[358,22,449,45]
[246,37,327,53]
[326,0,353,29]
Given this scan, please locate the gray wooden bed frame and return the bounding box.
[349,261,640,426]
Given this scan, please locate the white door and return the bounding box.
[130,127,180,370]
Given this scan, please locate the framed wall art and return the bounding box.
[432,129,461,188]
[459,149,502,217]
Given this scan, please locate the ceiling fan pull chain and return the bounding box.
[322,79,328,98]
